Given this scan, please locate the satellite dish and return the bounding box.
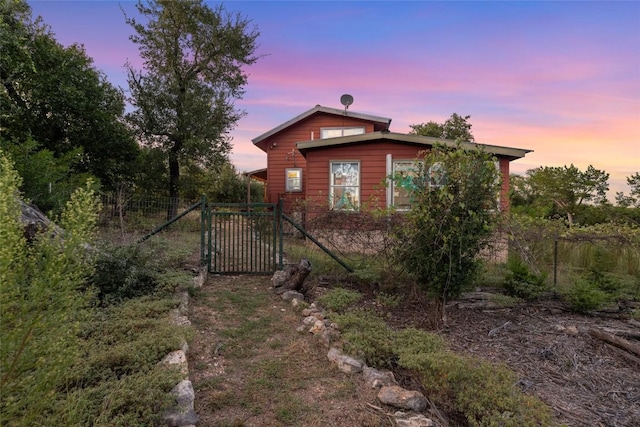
[340,94,354,110]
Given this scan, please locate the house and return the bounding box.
[251,104,531,214]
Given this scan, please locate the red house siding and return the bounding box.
[255,113,379,210]
[303,141,512,211]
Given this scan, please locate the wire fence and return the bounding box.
[99,193,202,239]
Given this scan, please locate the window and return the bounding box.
[285,168,302,192]
[391,160,421,210]
[330,161,360,210]
[320,127,365,139]
[427,162,447,189]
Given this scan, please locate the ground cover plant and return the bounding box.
[320,287,553,426]
[1,152,196,426]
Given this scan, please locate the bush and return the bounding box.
[331,309,395,367]
[503,256,547,301]
[316,287,362,312]
[563,276,612,313]
[1,153,100,425]
[89,244,161,305]
[328,301,553,426]
[398,351,552,427]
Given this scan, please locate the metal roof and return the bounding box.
[251,105,392,144]
[296,131,532,160]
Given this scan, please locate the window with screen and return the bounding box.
[330,161,360,210]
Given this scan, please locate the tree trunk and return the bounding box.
[274,259,312,295]
[167,147,180,221]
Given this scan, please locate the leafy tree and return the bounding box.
[615,172,640,208]
[409,113,475,141]
[513,164,609,226]
[0,0,140,193]
[0,138,95,213]
[125,0,260,219]
[393,145,500,324]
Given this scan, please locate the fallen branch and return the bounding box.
[588,327,640,358]
[603,343,640,367]
[601,327,640,341]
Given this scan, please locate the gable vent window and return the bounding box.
[320,127,365,139]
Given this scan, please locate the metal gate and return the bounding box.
[201,200,283,274]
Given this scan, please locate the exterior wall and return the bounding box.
[304,141,425,210]
[256,113,379,211]
[304,141,512,211]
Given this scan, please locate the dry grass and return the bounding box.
[188,275,389,426]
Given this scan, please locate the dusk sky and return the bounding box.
[28,0,640,198]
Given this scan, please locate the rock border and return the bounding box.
[162,265,208,427]
[280,290,436,427]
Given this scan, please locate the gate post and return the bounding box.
[200,194,206,266]
[278,199,284,270]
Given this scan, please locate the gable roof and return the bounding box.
[297,131,532,160]
[252,105,392,145]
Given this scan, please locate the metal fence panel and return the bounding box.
[202,202,283,274]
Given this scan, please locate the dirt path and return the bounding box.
[187,275,389,427]
[187,273,640,426]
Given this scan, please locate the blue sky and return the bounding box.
[28,0,640,197]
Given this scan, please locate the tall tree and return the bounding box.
[409,113,475,141]
[125,0,260,219]
[517,164,609,226]
[615,172,640,208]
[0,0,139,195]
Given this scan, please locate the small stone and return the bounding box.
[378,385,428,412]
[393,411,435,427]
[565,325,579,335]
[302,307,319,316]
[296,325,306,333]
[164,380,199,427]
[309,319,326,334]
[303,315,317,325]
[363,366,397,388]
[281,290,304,301]
[161,350,188,376]
[319,328,340,347]
[336,354,364,374]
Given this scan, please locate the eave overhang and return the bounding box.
[297,131,532,161]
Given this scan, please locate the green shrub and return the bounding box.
[1,153,100,426]
[375,292,403,309]
[332,309,395,367]
[563,277,611,313]
[316,287,362,312]
[398,351,552,427]
[89,244,162,305]
[503,256,547,301]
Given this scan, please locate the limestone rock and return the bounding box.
[164,379,198,426]
[161,350,188,376]
[280,290,305,302]
[378,385,428,412]
[327,347,364,374]
[393,411,435,427]
[363,366,397,388]
[309,319,326,334]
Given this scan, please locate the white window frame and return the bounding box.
[285,167,302,192]
[391,159,422,211]
[320,127,365,139]
[329,161,360,210]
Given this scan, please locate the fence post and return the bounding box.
[200,194,206,266]
[278,199,284,270]
[553,238,558,290]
